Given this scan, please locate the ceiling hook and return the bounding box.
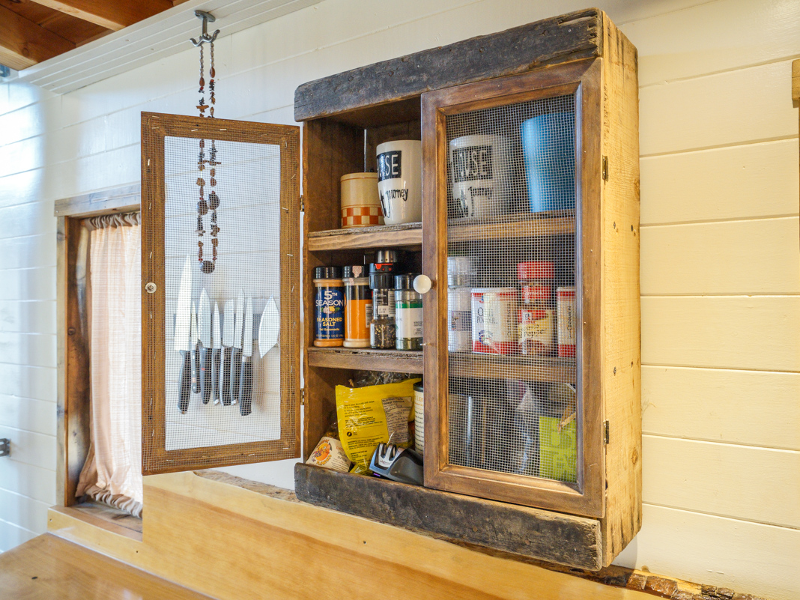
[190,10,220,47]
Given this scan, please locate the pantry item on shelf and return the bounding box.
[447,287,471,352]
[369,265,396,349]
[341,172,383,228]
[376,140,422,225]
[517,261,555,356]
[413,381,424,453]
[447,256,475,287]
[342,265,370,348]
[369,443,423,486]
[395,274,423,351]
[336,378,420,472]
[375,249,398,265]
[448,391,486,469]
[509,379,544,477]
[352,371,413,387]
[306,416,352,473]
[449,134,510,218]
[539,383,577,483]
[556,286,576,357]
[471,287,518,355]
[521,112,576,213]
[313,266,345,347]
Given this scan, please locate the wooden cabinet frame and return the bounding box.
[422,59,604,517]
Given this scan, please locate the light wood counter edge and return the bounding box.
[48,470,652,600]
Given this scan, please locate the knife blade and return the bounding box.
[190,302,199,394]
[212,302,222,405]
[239,296,254,416]
[198,289,212,404]
[221,300,234,406]
[174,255,192,414]
[258,297,280,358]
[230,290,244,405]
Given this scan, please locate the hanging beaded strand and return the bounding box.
[195,40,219,274]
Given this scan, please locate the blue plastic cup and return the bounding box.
[520,112,576,213]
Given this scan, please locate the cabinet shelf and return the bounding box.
[308,222,422,252]
[449,353,576,384]
[448,210,575,243]
[307,346,424,374]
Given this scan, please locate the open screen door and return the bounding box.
[141,113,301,474]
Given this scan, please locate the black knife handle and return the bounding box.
[200,347,212,404]
[230,347,242,405]
[191,346,200,394]
[239,358,253,416]
[221,347,232,406]
[211,348,221,404]
[178,350,191,414]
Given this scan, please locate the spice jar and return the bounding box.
[343,265,370,348]
[517,261,555,356]
[447,256,475,287]
[557,286,576,357]
[369,267,396,349]
[313,266,344,347]
[471,287,518,355]
[395,274,423,351]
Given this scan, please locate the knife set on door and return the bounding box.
[174,255,280,416]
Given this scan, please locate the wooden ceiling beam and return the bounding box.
[27,0,174,32]
[0,4,75,70]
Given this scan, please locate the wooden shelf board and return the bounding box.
[307,347,424,374]
[308,222,422,252]
[448,211,575,243]
[449,353,576,384]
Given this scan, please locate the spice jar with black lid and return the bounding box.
[369,264,396,349]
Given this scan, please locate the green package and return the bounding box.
[538,415,577,483]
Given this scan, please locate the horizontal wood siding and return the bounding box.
[0,0,798,597]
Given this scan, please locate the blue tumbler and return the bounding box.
[520,112,576,213]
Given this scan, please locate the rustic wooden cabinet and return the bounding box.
[141,8,640,571]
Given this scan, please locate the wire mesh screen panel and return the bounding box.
[445,94,579,485]
[141,114,300,474]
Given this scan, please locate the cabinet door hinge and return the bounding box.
[299,195,305,212]
[604,420,610,444]
[601,156,609,181]
[301,388,305,405]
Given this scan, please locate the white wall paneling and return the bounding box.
[0,0,798,597]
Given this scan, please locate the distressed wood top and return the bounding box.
[294,8,603,121]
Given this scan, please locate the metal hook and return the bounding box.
[190,10,219,47]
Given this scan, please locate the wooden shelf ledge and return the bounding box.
[448,210,575,242]
[307,346,424,373]
[450,353,576,384]
[308,222,422,251]
[295,463,602,570]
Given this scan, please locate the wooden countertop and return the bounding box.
[0,534,211,600]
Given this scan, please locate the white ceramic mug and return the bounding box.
[376,140,422,225]
[449,134,510,218]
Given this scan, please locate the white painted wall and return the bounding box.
[0,0,798,598]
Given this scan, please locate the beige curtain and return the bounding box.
[76,212,143,517]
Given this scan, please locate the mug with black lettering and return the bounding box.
[449,134,510,218]
[376,140,422,225]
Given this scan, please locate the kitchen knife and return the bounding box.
[174,255,192,414]
[230,290,244,405]
[239,296,254,416]
[258,297,280,358]
[221,300,234,406]
[212,302,222,405]
[190,302,199,394]
[198,289,212,404]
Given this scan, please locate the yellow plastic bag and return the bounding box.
[336,378,420,472]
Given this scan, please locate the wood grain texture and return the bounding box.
[0,4,74,70]
[140,113,301,474]
[294,8,602,121]
[0,534,211,599]
[55,216,89,507]
[54,184,141,218]
[49,470,654,600]
[598,15,642,567]
[642,366,800,450]
[307,222,422,252]
[307,347,423,374]
[294,463,603,570]
[28,0,173,31]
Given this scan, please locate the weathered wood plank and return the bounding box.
[294,8,602,121]
[307,347,423,374]
[54,184,141,218]
[294,463,602,570]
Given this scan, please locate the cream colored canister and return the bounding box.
[340,172,383,228]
